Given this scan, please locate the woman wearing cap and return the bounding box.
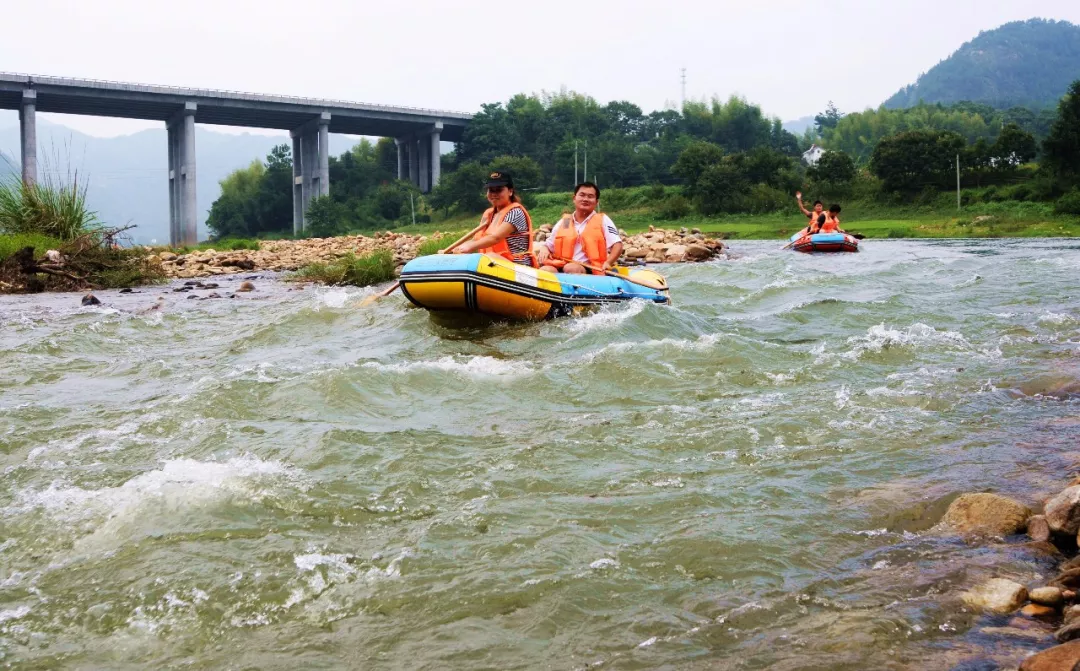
[450,171,537,267]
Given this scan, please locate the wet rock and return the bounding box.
[980,625,1049,640]
[1029,515,1052,542]
[201,283,219,290]
[1052,568,1080,590]
[119,287,134,293]
[1021,603,1058,619]
[1066,605,1080,624]
[685,243,713,262]
[962,578,1028,613]
[1032,586,1066,608]
[1023,541,1065,560]
[1066,590,1077,601]
[1046,486,1080,535]
[1057,619,1080,643]
[1020,640,1080,670]
[236,281,255,293]
[186,294,199,300]
[201,292,221,300]
[941,493,1032,536]
[172,286,192,293]
[80,293,101,306]
[184,280,201,286]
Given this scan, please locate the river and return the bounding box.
[1,239,1078,669]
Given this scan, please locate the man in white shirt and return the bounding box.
[536,182,624,275]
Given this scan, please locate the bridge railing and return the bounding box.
[0,71,472,119]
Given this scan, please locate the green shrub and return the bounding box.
[658,194,691,220]
[290,249,395,287]
[416,235,449,256]
[1055,189,1080,216]
[887,228,907,238]
[743,184,789,214]
[646,182,666,201]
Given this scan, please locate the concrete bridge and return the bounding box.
[0,73,471,245]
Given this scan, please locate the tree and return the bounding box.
[807,150,856,184]
[427,161,488,215]
[672,141,725,197]
[1043,80,1080,179]
[991,123,1038,167]
[305,195,347,238]
[870,130,965,192]
[814,102,843,133]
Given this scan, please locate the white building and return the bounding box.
[802,144,825,166]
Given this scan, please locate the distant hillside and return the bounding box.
[782,115,816,136]
[885,18,1080,110]
[0,116,359,244]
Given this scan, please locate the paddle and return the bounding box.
[359,221,488,305]
[545,256,669,292]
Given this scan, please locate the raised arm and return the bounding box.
[795,191,812,217]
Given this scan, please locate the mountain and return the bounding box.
[0,115,359,244]
[884,18,1080,110]
[783,115,816,136]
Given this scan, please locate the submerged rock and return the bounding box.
[961,578,1028,613]
[81,293,101,306]
[1021,603,1058,619]
[941,493,1032,536]
[1045,486,1080,535]
[236,281,255,293]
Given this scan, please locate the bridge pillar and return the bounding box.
[291,132,303,235]
[429,122,442,190]
[292,112,331,234]
[418,135,430,193]
[407,135,419,187]
[394,138,404,180]
[166,102,198,247]
[19,90,37,186]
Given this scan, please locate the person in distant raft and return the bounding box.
[795,191,827,235]
[820,204,843,233]
[536,182,623,274]
[451,171,537,266]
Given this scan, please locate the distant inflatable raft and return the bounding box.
[398,253,669,320]
[789,231,860,253]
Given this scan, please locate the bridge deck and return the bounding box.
[0,73,469,140]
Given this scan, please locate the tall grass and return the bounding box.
[416,234,449,256]
[289,249,395,287]
[0,153,100,240]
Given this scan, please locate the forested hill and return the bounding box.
[884,18,1080,110]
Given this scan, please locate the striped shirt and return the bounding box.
[502,207,532,265]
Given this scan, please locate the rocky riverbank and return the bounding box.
[941,482,1080,669]
[154,227,726,279]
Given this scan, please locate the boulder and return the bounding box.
[961,578,1028,613]
[1046,486,1080,535]
[941,493,1032,536]
[1020,641,1080,670]
[664,244,688,262]
[236,281,255,293]
[685,243,713,262]
[1031,586,1066,608]
[623,248,647,259]
[1029,515,1052,542]
[81,293,101,306]
[159,251,177,261]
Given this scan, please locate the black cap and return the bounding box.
[485,171,513,189]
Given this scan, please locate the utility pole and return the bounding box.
[956,154,961,211]
[680,68,687,108]
[583,141,588,186]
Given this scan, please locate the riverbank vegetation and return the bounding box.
[0,171,165,292]
[202,76,1080,245]
[289,249,395,287]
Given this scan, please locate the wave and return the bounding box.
[360,355,533,378]
[564,300,647,335]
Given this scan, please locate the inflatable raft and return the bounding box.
[788,231,859,253]
[398,253,669,320]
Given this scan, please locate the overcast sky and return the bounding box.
[2,0,1078,138]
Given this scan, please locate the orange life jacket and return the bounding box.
[820,215,840,233]
[475,202,536,267]
[549,212,610,274]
